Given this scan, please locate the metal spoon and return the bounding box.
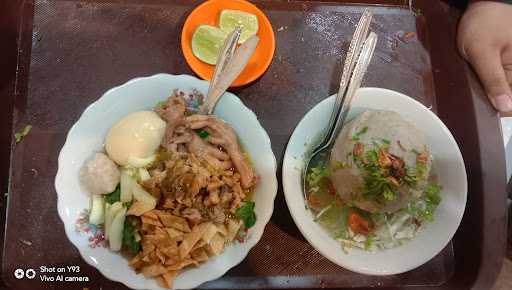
[302,10,373,203]
[324,9,373,146]
[303,27,378,204]
[201,27,260,115]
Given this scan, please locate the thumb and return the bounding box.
[465,45,512,113]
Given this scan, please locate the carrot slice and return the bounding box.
[348,212,374,235]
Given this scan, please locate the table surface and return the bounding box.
[0,1,508,290]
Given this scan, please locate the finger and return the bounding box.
[466,45,512,112]
[503,46,512,85]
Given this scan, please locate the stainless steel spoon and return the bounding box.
[200,27,260,115]
[303,15,378,205]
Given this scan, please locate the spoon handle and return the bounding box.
[201,27,241,114]
[207,35,260,115]
[320,9,373,149]
[327,32,378,146]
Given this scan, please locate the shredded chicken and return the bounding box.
[182,208,202,225]
[185,115,256,189]
[156,92,186,151]
[144,91,257,227]
[187,134,232,171]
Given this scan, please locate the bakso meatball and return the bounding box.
[80,152,120,195]
[329,110,432,213]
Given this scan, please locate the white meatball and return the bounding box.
[80,152,120,195]
[330,110,431,213]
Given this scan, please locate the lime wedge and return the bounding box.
[191,25,228,65]
[219,9,259,44]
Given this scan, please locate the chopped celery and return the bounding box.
[120,170,133,203]
[104,202,123,240]
[109,205,127,251]
[89,194,105,225]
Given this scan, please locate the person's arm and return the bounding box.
[457,1,512,113]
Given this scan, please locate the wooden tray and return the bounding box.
[0,1,507,290]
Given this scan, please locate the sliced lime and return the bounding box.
[191,25,228,65]
[219,9,259,44]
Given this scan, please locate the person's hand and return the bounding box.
[458,1,512,114]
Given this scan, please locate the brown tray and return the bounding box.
[0,0,507,290]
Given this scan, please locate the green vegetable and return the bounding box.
[123,218,141,253]
[416,161,427,179]
[382,185,396,201]
[366,149,378,163]
[317,203,351,235]
[381,139,391,145]
[364,233,374,250]
[351,126,369,141]
[331,160,349,171]
[424,183,442,206]
[409,183,442,222]
[352,144,402,202]
[105,185,121,204]
[235,201,257,228]
[307,165,330,187]
[196,129,209,139]
[403,171,419,186]
[14,125,32,143]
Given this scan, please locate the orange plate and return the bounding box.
[181,0,275,87]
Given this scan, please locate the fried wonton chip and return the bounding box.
[157,211,191,233]
[155,276,167,288]
[179,225,203,259]
[159,271,178,288]
[191,248,209,263]
[165,227,184,239]
[142,264,168,278]
[142,251,158,264]
[155,248,166,264]
[166,258,198,271]
[141,242,156,257]
[216,223,228,236]
[200,222,218,244]
[127,201,155,216]
[141,222,156,232]
[192,240,207,251]
[153,226,168,237]
[129,253,143,269]
[226,219,242,242]
[163,254,181,266]
[141,216,163,227]
[207,233,225,256]
[142,210,159,220]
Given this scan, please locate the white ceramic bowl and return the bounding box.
[55,74,278,289]
[283,87,467,275]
